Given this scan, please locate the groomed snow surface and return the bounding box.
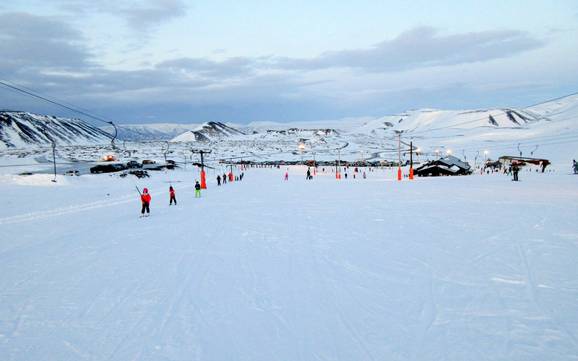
[1,167,577,361]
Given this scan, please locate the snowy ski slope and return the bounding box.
[0,167,577,360]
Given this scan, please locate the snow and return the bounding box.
[0,111,111,148]
[1,166,577,360]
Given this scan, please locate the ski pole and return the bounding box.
[135,186,142,195]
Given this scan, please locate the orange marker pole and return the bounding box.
[200,169,207,189]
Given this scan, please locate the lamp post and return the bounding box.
[336,148,341,179]
[409,141,414,180]
[51,140,57,183]
[298,142,306,165]
[395,130,403,181]
[313,152,316,176]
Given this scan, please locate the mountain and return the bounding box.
[171,121,245,142]
[0,111,112,149]
[101,123,200,141]
[3,93,577,164]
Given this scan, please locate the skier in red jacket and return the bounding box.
[169,186,177,205]
[141,188,151,215]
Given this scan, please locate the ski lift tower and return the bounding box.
[191,149,211,189]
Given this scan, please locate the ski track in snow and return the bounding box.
[0,189,168,225]
[0,168,577,360]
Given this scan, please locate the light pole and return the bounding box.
[313,152,316,176]
[51,140,57,183]
[409,141,414,180]
[395,130,402,181]
[298,142,305,165]
[336,148,341,179]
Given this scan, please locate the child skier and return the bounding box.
[169,186,177,205]
[140,188,151,216]
[194,180,201,198]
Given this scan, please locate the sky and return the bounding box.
[0,0,578,124]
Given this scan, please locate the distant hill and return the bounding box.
[0,111,112,149]
[171,121,245,142]
[101,123,200,141]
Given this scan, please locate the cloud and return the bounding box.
[119,0,188,31]
[273,27,545,73]
[157,57,257,78]
[152,27,545,78]
[0,12,91,72]
[57,0,188,31]
[0,15,560,123]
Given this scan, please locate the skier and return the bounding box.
[573,159,577,174]
[222,173,227,184]
[284,170,289,181]
[512,162,520,182]
[169,186,177,205]
[194,180,201,198]
[217,175,221,186]
[306,168,311,180]
[363,171,366,179]
[140,187,151,216]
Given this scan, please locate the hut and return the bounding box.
[415,155,472,177]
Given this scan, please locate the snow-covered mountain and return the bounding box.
[2,94,577,164]
[0,111,112,149]
[101,123,200,141]
[171,121,245,142]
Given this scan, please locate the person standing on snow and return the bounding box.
[306,168,311,180]
[284,170,289,181]
[169,186,177,205]
[194,181,201,198]
[217,175,221,186]
[222,173,227,184]
[141,188,151,216]
[512,162,520,181]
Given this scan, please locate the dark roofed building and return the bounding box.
[415,155,472,177]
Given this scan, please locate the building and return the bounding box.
[415,155,472,177]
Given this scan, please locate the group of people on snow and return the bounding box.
[216,172,244,186]
[139,171,246,215]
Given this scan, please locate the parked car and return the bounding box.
[126,160,142,169]
[166,159,176,169]
[90,163,127,174]
[65,170,80,176]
